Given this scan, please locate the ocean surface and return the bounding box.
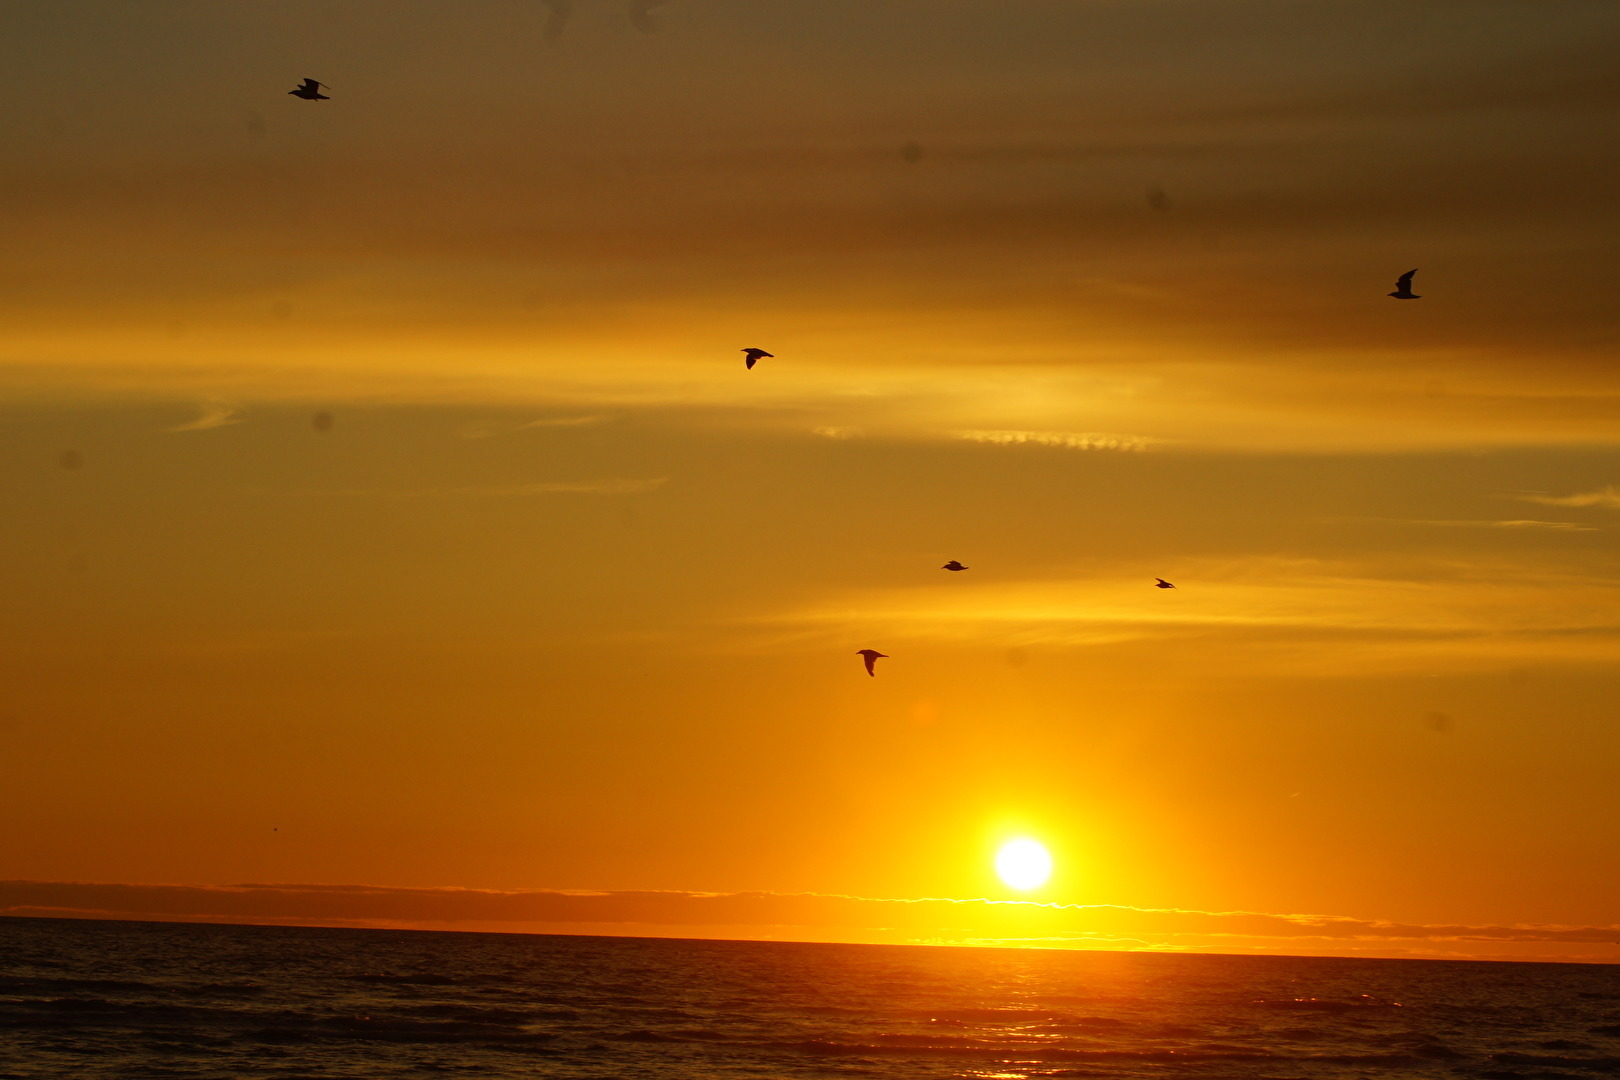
[3,917,1620,1079]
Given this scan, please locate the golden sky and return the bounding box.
[2,0,1619,962]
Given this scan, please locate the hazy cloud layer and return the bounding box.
[293,479,667,497]
[0,1,1613,451]
[1516,488,1620,510]
[954,431,1163,452]
[4,882,1616,962]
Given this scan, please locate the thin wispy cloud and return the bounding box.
[1360,518,1598,531]
[1515,487,1620,509]
[954,430,1162,452]
[455,415,607,439]
[167,400,242,433]
[296,478,666,498]
[764,558,1620,672]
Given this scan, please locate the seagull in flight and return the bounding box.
[856,649,888,676]
[941,561,968,572]
[1154,578,1175,589]
[742,348,773,370]
[289,78,330,101]
[1388,269,1420,299]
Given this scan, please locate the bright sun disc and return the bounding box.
[994,838,1053,890]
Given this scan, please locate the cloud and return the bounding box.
[954,430,1162,452]
[1368,518,1598,531]
[299,478,666,498]
[763,558,1620,673]
[1516,487,1620,509]
[167,400,242,433]
[455,415,607,439]
[2,881,1616,962]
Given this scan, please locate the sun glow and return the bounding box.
[994,838,1053,891]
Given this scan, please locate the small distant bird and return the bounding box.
[856,649,888,677]
[1388,269,1420,299]
[742,348,773,370]
[1154,578,1175,589]
[288,78,329,101]
[941,561,968,572]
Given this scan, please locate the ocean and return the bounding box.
[2,916,1618,1079]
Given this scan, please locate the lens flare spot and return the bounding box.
[994,838,1052,890]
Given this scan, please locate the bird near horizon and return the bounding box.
[1155,578,1175,589]
[942,561,968,572]
[1389,269,1421,299]
[289,78,329,101]
[742,348,773,370]
[856,649,888,676]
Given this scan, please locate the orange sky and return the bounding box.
[1,0,1619,962]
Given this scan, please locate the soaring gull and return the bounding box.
[1388,269,1421,300]
[288,78,330,101]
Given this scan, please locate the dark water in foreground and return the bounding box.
[3,917,1620,1079]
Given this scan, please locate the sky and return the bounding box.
[2,0,1619,963]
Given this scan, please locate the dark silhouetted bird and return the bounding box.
[942,561,968,571]
[1388,269,1420,299]
[742,348,772,370]
[1154,578,1175,589]
[856,649,888,676]
[289,78,329,101]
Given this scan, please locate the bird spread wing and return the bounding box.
[1395,269,1417,291]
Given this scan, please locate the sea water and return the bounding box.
[3,915,1619,1078]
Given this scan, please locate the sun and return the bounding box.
[994,838,1053,891]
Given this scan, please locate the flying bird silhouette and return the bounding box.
[1154,578,1175,589]
[1388,269,1421,299]
[941,561,968,571]
[742,348,773,370]
[288,78,329,101]
[856,649,888,676]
